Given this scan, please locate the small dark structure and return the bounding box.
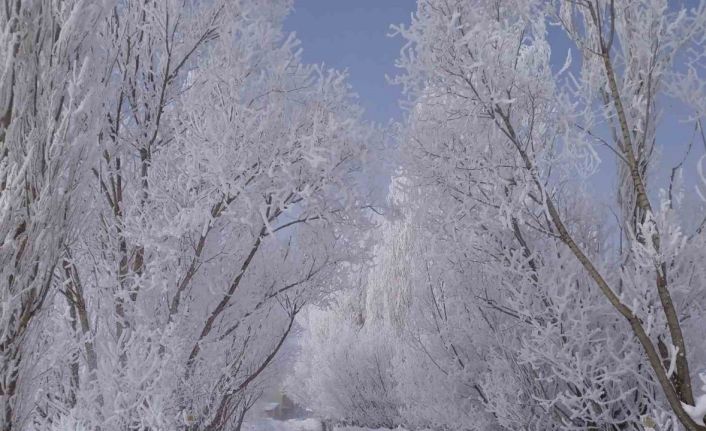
[264,393,311,421]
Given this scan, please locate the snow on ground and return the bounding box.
[335,428,409,431]
[243,418,323,431]
[242,418,410,431]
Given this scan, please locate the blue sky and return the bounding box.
[284,1,705,212]
[283,1,414,126]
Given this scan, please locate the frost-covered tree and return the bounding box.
[290,185,412,429]
[1,1,372,430]
[292,178,495,431]
[290,283,402,430]
[0,1,107,428]
[392,0,706,429]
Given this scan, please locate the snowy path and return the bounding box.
[243,418,405,431]
[243,418,323,431]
